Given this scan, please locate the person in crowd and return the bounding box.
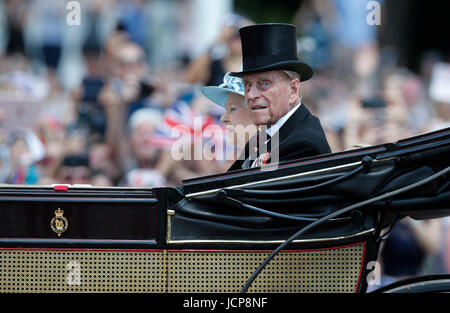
[34,115,66,184]
[99,39,152,175]
[445,219,450,273]
[118,107,167,187]
[343,70,416,148]
[375,217,441,289]
[228,23,331,171]
[3,128,45,184]
[90,168,114,186]
[146,93,230,185]
[127,108,163,169]
[3,0,27,56]
[184,14,253,86]
[86,135,118,185]
[54,154,91,185]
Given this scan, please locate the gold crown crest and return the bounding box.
[55,208,64,217]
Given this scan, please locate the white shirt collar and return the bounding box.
[263,102,302,141]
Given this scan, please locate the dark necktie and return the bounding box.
[257,131,271,155]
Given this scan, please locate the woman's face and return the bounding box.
[220,93,256,147]
[220,93,250,126]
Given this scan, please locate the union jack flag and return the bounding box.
[146,100,234,161]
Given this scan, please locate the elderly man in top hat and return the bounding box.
[227,23,331,171]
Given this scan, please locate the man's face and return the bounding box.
[243,71,294,127]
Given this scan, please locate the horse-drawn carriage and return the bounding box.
[0,127,449,293]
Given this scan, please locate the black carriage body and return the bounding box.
[0,128,449,293]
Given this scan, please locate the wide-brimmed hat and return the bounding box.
[201,72,245,108]
[230,23,313,81]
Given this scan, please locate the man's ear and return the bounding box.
[289,79,301,103]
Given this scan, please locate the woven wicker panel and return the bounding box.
[167,243,365,293]
[1,244,365,293]
[0,249,165,293]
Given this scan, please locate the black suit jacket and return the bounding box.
[228,104,331,171]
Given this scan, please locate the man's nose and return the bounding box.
[246,84,259,102]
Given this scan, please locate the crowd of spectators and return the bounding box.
[0,0,449,287]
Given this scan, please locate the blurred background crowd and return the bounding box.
[0,0,449,289]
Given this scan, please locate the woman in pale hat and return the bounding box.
[201,72,257,158]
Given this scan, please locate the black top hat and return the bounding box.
[230,23,313,81]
